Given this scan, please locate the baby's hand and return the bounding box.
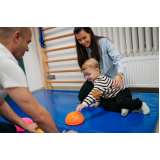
[90,103,99,108]
[76,104,86,112]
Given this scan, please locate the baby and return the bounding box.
[76,58,150,116]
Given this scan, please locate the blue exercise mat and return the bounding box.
[0,89,159,133]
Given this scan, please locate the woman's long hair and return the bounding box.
[74,27,103,68]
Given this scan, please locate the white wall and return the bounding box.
[43,27,84,87]
[23,27,44,92]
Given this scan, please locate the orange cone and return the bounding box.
[65,111,84,126]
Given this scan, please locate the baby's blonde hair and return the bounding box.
[81,58,100,71]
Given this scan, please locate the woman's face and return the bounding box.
[75,29,91,48]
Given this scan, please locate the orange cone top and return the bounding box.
[65,111,84,126]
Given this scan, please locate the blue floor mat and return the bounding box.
[0,89,159,133]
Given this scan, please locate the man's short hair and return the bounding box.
[0,27,28,39]
[81,58,100,71]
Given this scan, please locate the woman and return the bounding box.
[74,27,126,113]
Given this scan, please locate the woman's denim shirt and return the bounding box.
[86,38,126,80]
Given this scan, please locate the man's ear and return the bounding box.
[13,31,21,44]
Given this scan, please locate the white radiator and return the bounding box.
[92,27,159,88]
[123,55,159,88]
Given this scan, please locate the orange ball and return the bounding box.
[65,111,84,126]
[36,128,44,133]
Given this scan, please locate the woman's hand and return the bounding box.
[90,103,99,108]
[76,104,86,112]
[113,75,122,89]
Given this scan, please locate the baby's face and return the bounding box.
[83,67,100,83]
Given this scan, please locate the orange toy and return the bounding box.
[65,111,84,126]
[36,128,44,133]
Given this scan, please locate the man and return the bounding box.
[0,27,76,133]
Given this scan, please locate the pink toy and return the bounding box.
[15,118,33,132]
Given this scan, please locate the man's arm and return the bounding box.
[6,87,60,133]
[0,99,39,132]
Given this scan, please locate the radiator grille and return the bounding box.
[123,55,159,88]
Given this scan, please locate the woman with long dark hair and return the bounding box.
[74,27,126,113]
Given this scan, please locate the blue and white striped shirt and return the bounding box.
[82,74,127,107]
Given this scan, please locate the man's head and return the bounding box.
[0,27,32,60]
[81,58,100,82]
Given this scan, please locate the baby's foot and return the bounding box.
[121,108,129,117]
[141,102,150,115]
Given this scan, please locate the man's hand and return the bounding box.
[76,104,86,112]
[90,103,99,108]
[25,123,39,133]
[62,130,77,133]
[113,75,122,89]
[6,87,60,133]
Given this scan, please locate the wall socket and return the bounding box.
[47,75,55,80]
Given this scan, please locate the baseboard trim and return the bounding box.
[30,87,45,93]
[52,86,81,91]
[34,86,159,93]
[129,87,159,93]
